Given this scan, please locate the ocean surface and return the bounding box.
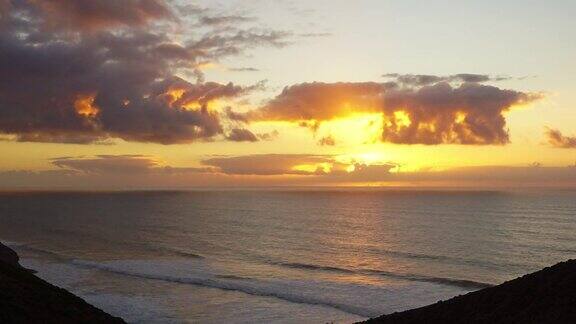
[1,189,575,323]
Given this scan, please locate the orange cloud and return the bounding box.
[317,135,336,146]
[245,77,542,145]
[226,128,259,142]
[1,155,576,189]
[0,1,288,144]
[27,0,175,31]
[74,93,100,118]
[545,128,576,148]
[201,154,395,177]
[51,155,212,174]
[202,154,337,175]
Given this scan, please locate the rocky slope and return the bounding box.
[0,242,125,323]
[362,260,576,324]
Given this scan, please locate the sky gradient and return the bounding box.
[1,0,575,189]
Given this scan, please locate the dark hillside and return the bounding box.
[0,242,125,324]
[362,260,576,324]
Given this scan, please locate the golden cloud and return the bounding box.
[244,77,543,145]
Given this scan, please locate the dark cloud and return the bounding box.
[452,74,493,83]
[251,82,386,121]
[1,154,576,189]
[0,155,218,189]
[226,128,259,142]
[380,82,537,145]
[189,30,290,59]
[317,135,336,146]
[383,73,444,86]
[545,128,576,148]
[224,107,250,123]
[200,153,393,177]
[200,153,576,186]
[0,0,287,144]
[393,165,576,187]
[174,4,207,16]
[22,0,175,31]
[51,155,211,174]
[247,79,542,145]
[202,154,340,175]
[382,73,511,86]
[224,128,278,142]
[0,0,12,20]
[530,162,543,168]
[299,32,332,38]
[257,130,279,141]
[52,155,159,174]
[200,15,255,26]
[229,67,260,72]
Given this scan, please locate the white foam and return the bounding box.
[82,293,176,324]
[70,259,467,318]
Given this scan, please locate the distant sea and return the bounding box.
[1,189,575,323]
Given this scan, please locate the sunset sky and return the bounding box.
[1,0,576,188]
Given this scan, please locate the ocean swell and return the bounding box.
[70,260,378,318]
[274,261,493,289]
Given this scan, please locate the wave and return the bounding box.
[43,229,206,260]
[143,244,204,259]
[7,243,71,261]
[275,262,493,290]
[363,269,493,289]
[215,274,251,280]
[278,262,356,274]
[7,245,375,317]
[11,241,491,290]
[366,247,456,262]
[11,241,491,317]
[71,260,377,318]
[363,246,528,271]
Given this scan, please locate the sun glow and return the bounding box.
[163,88,186,107]
[393,111,412,127]
[74,93,99,118]
[348,152,387,165]
[159,84,246,113]
[455,111,467,124]
[316,112,384,145]
[292,162,332,174]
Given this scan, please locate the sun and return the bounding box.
[315,112,384,145]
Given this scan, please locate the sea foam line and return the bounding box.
[275,262,493,289]
[8,243,377,317]
[71,260,377,318]
[12,242,492,290]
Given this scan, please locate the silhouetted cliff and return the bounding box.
[0,242,125,323]
[362,260,576,324]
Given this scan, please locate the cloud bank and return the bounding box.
[24,0,175,31]
[51,155,212,174]
[1,154,575,189]
[0,0,286,144]
[546,128,576,148]
[247,75,542,145]
[0,2,546,148]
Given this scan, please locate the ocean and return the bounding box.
[0,189,575,323]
